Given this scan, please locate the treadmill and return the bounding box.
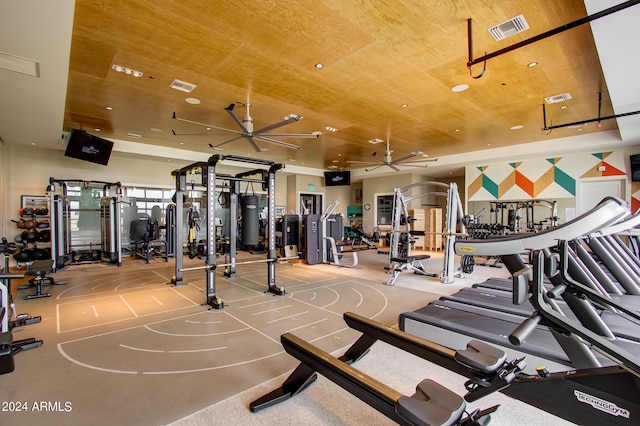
[400,197,640,373]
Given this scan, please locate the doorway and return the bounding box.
[299,193,323,215]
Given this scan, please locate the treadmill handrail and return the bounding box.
[530,250,640,375]
[455,197,628,257]
[595,210,640,237]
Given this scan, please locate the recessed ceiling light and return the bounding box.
[288,159,296,162]
[30,142,36,146]
[261,148,269,151]
[454,129,460,132]
[106,106,113,110]
[314,63,324,69]
[422,154,429,158]
[332,159,339,163]
[126,132,142,138]
[527,61,538,68]
[185,97,200,105]
[368,138,385,144]
[112,64,143,77]
[451,84,469,93]
[401,104,408,108]
[560,105,568,110]
[510,125,524,130]
[150,128,162,132]
[180,142,184,145]
[94,128,101,132]
[323,126,338,132]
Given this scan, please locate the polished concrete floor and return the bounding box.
[3,248,470,426]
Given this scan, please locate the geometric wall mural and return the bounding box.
[467,151,628,201]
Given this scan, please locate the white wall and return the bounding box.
[1,144,290,242]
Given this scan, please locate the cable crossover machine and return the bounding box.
[387,181,466,285]
[172,154,294,309]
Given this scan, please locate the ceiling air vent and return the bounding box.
[169,79,197,93]
[545,93,572,104]
[488,14,530,41]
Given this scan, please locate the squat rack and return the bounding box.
[172,155,285,309]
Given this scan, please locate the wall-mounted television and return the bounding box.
[631,154,640,182]
[64,129,114,166]
[324,170,351,186]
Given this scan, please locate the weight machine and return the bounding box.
[321,200,359,268]
[387,181,465,285]
[48,178,122,271]
[172,155,287,309]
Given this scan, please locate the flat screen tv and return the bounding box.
[324,170,351,186]
[631,154,640,182]
[64,129,114,166]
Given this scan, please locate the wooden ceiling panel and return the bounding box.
[62,0,620,171]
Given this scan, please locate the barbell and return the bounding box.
[179,256,300,272]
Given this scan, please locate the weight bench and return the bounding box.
[18,259,67,299]
[386,255,437,286]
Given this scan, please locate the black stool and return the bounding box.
[19,260,67,299]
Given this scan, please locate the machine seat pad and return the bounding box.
[455,340,507,375]
[391,255,430,263]
[396,379,466,426]
[25,260,54,277]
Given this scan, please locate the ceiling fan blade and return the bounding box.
[387,163,401,172]
[346,160,376,164]
[259,132,320,139]
[245,136,261,152]
[398,158,439,164]
[254,135,300,149]
[390,152,421,164]
[365,164,385,172]
[253,114,301,134]
[225,104,251,134]
[210,135,244,149]
[173,112,241,135]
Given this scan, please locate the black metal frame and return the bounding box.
[172,155,285,309]
[250,312,518,420]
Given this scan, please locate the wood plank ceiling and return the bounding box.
[63,0,616,172]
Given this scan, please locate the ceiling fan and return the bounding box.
[347,138,438,172]
[173,102,321,152]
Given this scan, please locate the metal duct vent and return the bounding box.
[545,93,572,104]
[488,15,530,41]
[169,79,197,93]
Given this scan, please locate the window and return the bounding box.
[375,194,394,228]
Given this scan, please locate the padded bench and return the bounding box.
[386,255,437,286]
[19,259,67,299]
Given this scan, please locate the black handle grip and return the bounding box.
[509,313,542,346]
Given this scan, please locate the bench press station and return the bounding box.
[386,255,436,286]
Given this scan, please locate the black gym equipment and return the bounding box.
[1,251,43,375]
[400,197,640,425]
[251,312,509,425]
[48,178,123,270]
[172,155,286,309]
[18,259,67,299]
[129,215,168,263]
